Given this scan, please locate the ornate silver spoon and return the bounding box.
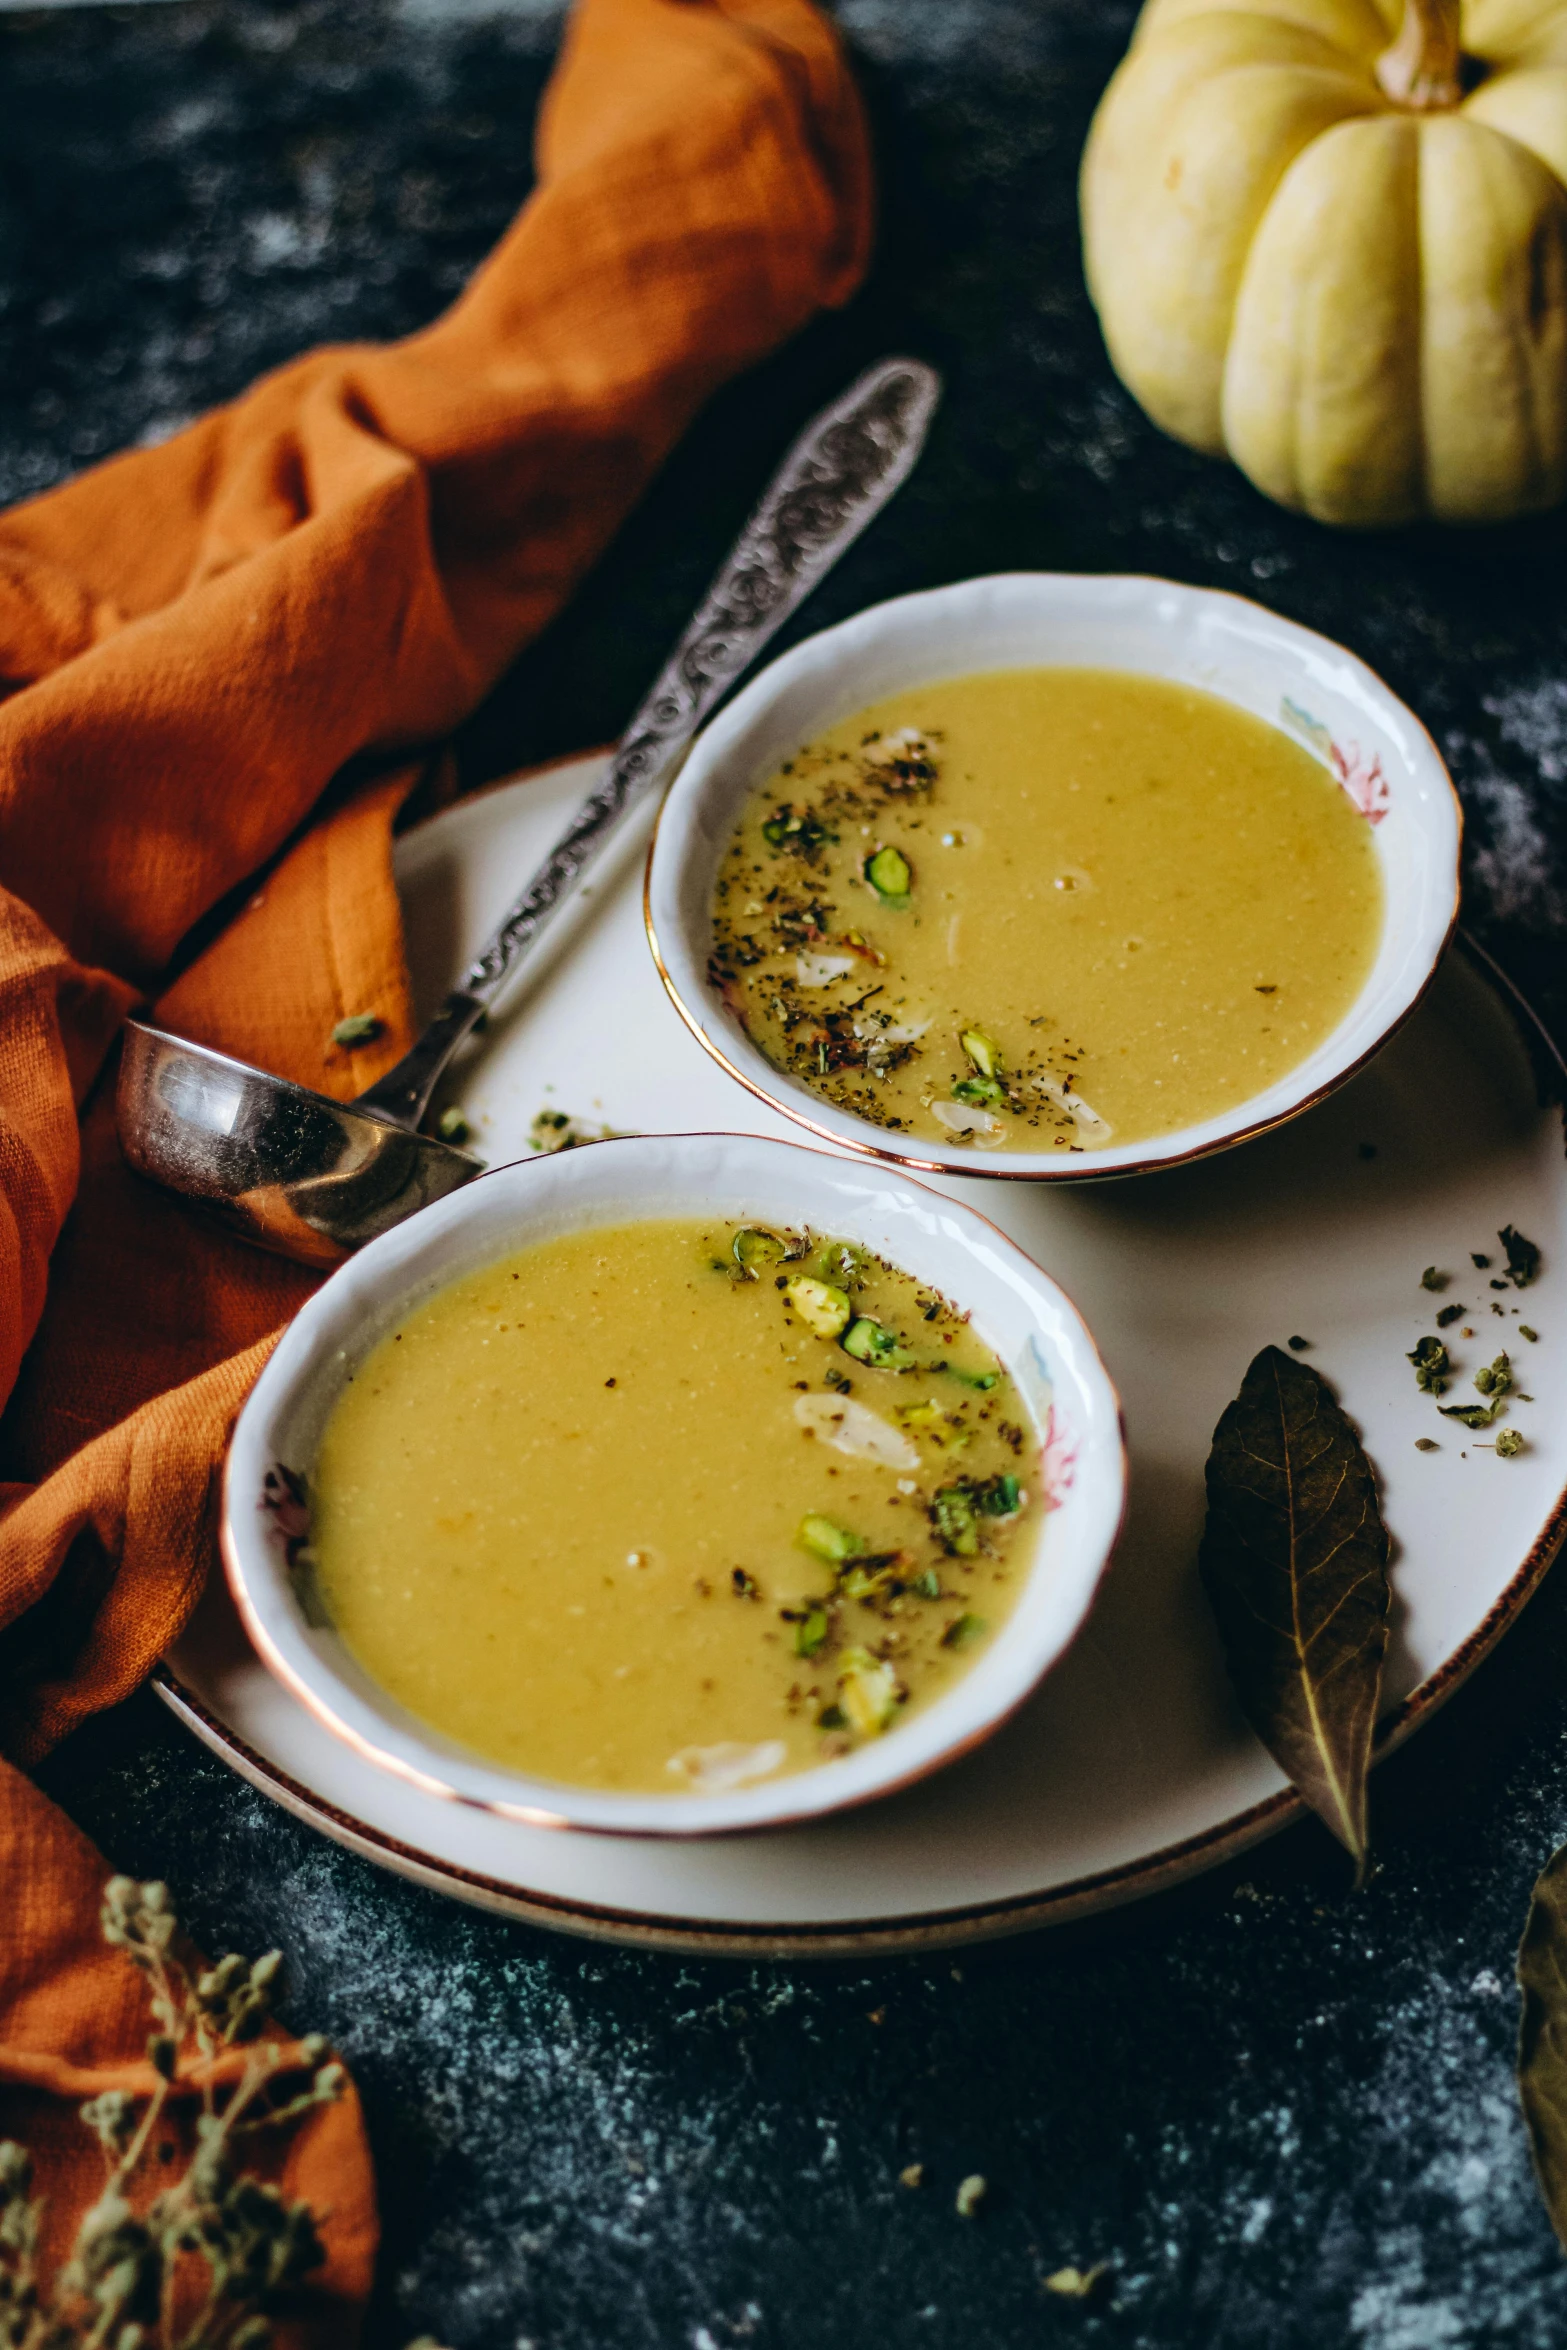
[115,356,941,1266]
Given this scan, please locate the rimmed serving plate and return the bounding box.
[645,573,1462,1181]
[156,753,1566,1954]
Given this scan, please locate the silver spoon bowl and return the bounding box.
[115,357,940,1267]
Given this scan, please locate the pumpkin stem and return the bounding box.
[1375,0,1464,110]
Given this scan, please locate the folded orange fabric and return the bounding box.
[0,0,871,2330]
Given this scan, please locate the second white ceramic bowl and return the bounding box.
[646,572,1462,1180]
[223,1132,1126,1838]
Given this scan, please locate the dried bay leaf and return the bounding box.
[1198,1346,1391,1881]
[1517,1847,1567,2249]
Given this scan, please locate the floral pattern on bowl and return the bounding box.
[1281,695,1391,826]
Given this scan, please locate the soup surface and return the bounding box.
[707,667,1384,1154]
[308,1219,1041,1795]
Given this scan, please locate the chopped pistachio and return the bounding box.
[843,1315,917,1370]
[913,1568,942,1599]
[1420,1266,1449,1292]
[941,1612,987,1649]
[953,1074,1005,1109]
[933,1485,979,1556]
[960,1029,1003,1081]
[938,1363,998,1393]
[798,1514,864,1564]
[435,1106,470,1145]
[899,2163,925,2190]
[865,845,912,901]
[899,1399,969,1452]
[955,2174,987,2218]
[1407,1334,1450,1395]
[1496,1428,1526,1458]
[794,1608,829,1657]
[331,1013,381,1048]
[762,807,834,855]
[840,1554,905,1602]
[733,1226,788,1279]
[837,1647,901,1736]
[973,1472,1022,1517]
[786,1275,852,1338]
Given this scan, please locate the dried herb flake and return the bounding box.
[1501,1226,1542,1288]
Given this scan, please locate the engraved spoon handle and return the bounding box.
[354,355,942,1129]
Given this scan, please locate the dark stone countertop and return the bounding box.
[7,1,1567,2341]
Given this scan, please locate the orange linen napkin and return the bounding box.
[0,0,871,2330]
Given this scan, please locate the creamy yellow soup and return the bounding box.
[708,668,1384,1154]
[308,1220,1039,1794]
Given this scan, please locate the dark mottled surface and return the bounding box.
[9,0,1567,2341]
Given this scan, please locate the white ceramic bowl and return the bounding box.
[223,1132,1126,1838]
[646,572,1463,1180]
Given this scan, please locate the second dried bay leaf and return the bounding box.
[1198,1345,1391,1880]
[1518,1846,1567,2252]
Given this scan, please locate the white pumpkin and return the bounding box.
[1081,0,1567,524]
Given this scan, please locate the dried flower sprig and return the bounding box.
[0,1877,346,2350]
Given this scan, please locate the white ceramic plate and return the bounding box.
[156,753,1567,1953]
[646,575,1462,1181]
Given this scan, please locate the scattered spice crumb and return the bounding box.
[1435,1303,1465,1327]
[1420,1267,1448,1292]
[1287,1335,1310,1352]
[1044,2264,1110,2302]
[1415,1438,1440,1452]
[529,1107,621,1154]
[899,2163,925,2190]
[1472,1253,1491,1269]
[867,2007,885,2026]
[1522,1326,1539,1343]
[331,1013,381,1048]
[955,2174,987,2218]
